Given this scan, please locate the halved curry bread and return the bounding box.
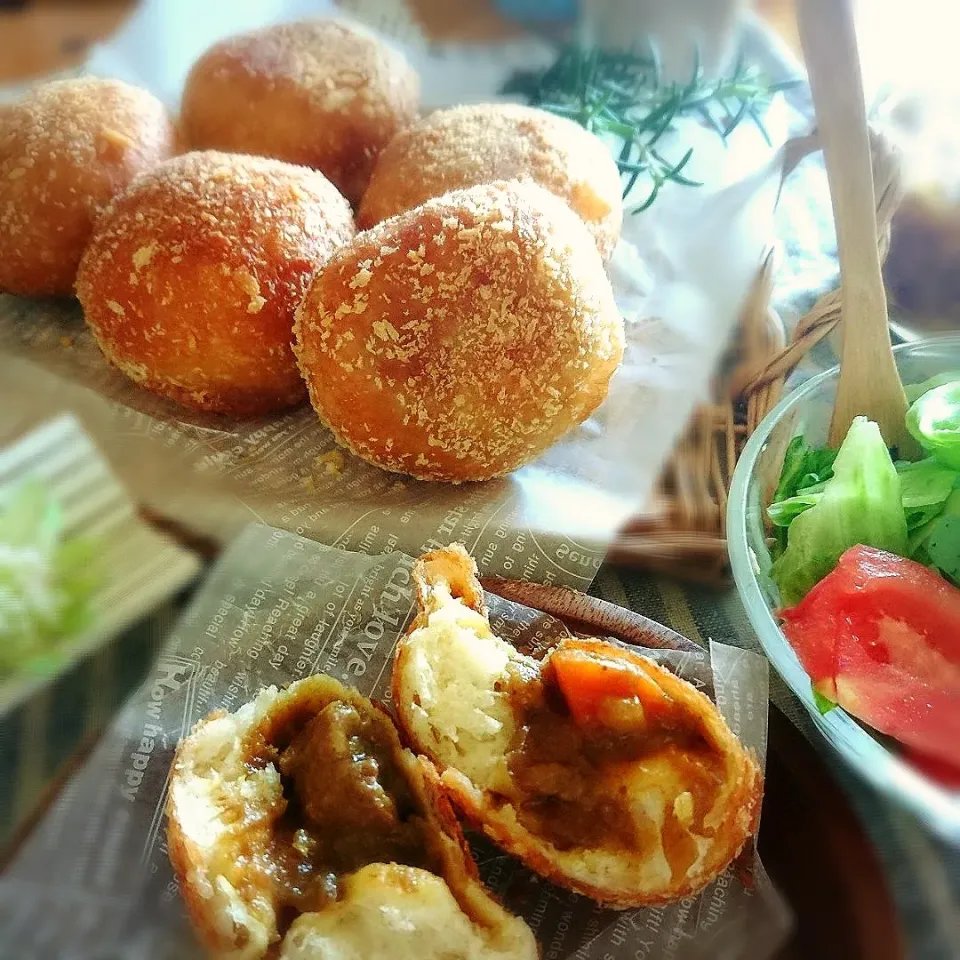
[392,545,763,908]
[166,674,537,959]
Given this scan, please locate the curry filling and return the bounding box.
[222,681,443,936]
[502,644,727,878]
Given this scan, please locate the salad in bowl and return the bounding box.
[729,337,960,843]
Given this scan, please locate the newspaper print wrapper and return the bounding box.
[0,0,798,591]
[0,524,790,959]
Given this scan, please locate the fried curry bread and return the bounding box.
[166,674,536,959]
[392,545,763,908]
[295,180,624,482]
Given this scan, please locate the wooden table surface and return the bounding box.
[0,0,801,86]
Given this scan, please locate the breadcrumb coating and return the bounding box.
[0,77,177,296]
[77,150,355,416]
[358,103,622,259]
[181,19,419,205]
[295,180,624,482]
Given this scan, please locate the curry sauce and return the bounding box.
[502,653,727,878]
[220,684,442,937]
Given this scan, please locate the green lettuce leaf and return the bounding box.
[896,457,960,532]
[925,515,960,588]
[771,417,908,606]
[906,380,960,470]
[769,437,838,555]
[905,372,960,403]
[770,456,959,532]
[909,488,960,588]
[772,436,838,503]
[812,687,838,715]
[897,457,960,507]
[768,492,821,528]
[0,481,100,675]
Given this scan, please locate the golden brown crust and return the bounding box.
[358,103,623,258]
[295,180,624,481]
[181,19,420,205]
[76,150,355,416]
[0,77,177,296]
[437,759,761,909]
[410,543,488,629]
[439,632,764,906]
[393,546,764,909]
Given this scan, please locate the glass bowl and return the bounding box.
[728,335,960,845]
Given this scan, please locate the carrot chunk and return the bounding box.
[551,645,668,725]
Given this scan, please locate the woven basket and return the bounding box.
[609,129,904,582]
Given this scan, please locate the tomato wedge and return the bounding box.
[551,643,669,726]
[780,545,960,768]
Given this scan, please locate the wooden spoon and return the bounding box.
[796,0,911,450]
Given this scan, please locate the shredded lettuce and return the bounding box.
[771,418,908,606]
[0,482,99,675]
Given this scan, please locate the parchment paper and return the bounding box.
[0,524,789,959]
[0,0,792,589]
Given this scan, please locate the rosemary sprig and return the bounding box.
[502,45,797,213]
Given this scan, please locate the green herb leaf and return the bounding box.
[501,44,794,213]
[906,380,960,470]
[771,418,908,606]
[812,687,838,715]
